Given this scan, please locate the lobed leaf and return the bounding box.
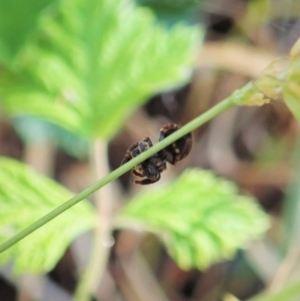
[0,157,96,274]
[0,0,202,139]
[119,169,269,270]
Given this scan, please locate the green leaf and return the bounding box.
[0,0,202,139]
[119,169,269,270]
[282,37,300,120]
[0,157,96,274]
[0,0,56,65]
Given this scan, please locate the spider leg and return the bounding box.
[120,142,140,165]
[134,173,160,185]
[158,124,179,141]
[120,154,132,165]
[132,169,143,178]
[161,160,167,171]
[138,141,146,152]
[138,137,153,152]
[158,147,176,165]
[144,137,153,147]
[158,124,179,165]
[165,152,176,165]
[127,141,140,151]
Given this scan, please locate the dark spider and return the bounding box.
[120,123,192,185]
[158,123,193,165]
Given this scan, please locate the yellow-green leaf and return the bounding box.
[0,157,96,274]
[119,169,269,270]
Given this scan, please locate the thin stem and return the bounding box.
[267,247,300,291]
[0,91,237,253]
[74,140,115,301]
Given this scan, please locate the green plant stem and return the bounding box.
[74,140,115,301]
[0,85,243,253]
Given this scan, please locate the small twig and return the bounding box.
[0,82,253,252]
[118,250,170,301]
[267,247,300,292]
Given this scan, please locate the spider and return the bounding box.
[120,124,192,185]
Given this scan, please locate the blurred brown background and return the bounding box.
[1,0,300,300]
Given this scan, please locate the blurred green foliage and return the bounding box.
[136,0,203,25]
[120,169,269,270]
[0,0,57,65]
[0,157,96,274]
[0,0,202,141]
[283,38,300,121]
[0,0,203,276]
[13,116,89,159]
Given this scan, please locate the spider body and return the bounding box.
[121,137,167,185]
[158,123,193,165]
[121,124,192,185]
